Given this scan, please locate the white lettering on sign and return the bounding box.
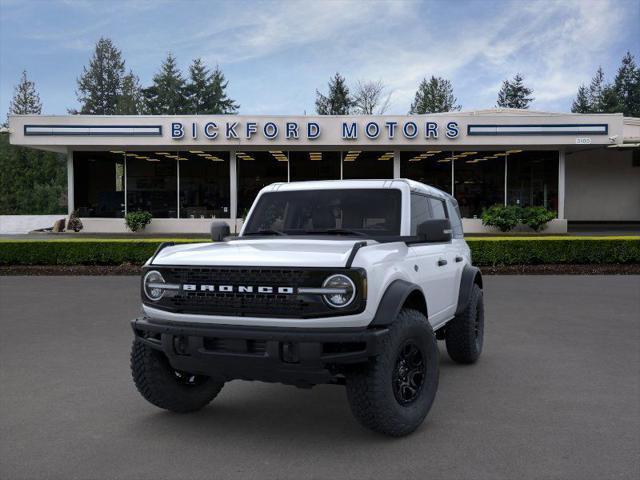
[576,137,592,144]
[170,120,462,141]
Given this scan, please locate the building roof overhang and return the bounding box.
[6,110,631,153]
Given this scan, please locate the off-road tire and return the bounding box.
[345,308,439,437]
[131,340,224,413]
[445,283,484,364]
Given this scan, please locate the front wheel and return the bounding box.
[345,308,439,437]
[131,340,224,413]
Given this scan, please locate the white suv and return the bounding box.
[131,179,484,436]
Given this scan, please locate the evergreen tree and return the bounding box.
[185,59,239,114]
[496,73,534,109]
[75,37,126,114]
[116,71,144,114]
[315,73,353,115]
[143,53,188,114]
[571,85,591,113]
[186,58,209,114]
[207,65,239,114]
[600,84,623,113]
[587,66,607,112]
[613,51,640,117]
[0,135,67,215]
[8,70,42,116]
[2,72,66,214]
[409,76,460,114]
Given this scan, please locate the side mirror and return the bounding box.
[210,220,231,241]
[413,219,452,243]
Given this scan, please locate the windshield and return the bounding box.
[243,189,402,237]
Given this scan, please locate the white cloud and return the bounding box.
[1,0,636,114]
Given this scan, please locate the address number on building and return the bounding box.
[576,137,592,144]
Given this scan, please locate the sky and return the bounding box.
[0,0,638,117]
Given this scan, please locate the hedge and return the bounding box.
[0,239,200,266]
[0,237,639,266]
[466,236,640,266]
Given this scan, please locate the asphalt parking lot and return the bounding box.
[1,275,638,480]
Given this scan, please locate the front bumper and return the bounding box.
[131,317,389,387]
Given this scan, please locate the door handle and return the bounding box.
[455,256,463,263]
[437,259,447,267]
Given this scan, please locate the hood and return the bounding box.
[151,238,366,268]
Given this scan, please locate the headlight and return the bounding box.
[322,274,356,308]
[143,270,166,301]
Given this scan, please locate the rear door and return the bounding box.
[427,196,460,320]
[408,193,459,324]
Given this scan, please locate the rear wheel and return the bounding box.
[131,340,224,413]
[345,308,439,437]
[445,283,484,364]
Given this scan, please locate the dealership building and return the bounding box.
[7,109,640,233]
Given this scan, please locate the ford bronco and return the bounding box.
[131,179,484,436]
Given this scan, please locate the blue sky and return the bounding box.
[1,0,638,117]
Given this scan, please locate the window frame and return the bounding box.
[410,192,450,233]
[242,188,403,237]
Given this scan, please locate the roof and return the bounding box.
[262,179,451,199]
[428,108,622,117]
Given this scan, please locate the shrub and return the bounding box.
[521,206,556,232]
[125,211,153,232]
[0,237,638,267]
[466,237,640,266]
[482,205,557,232]
[481,205,520,232]
[66,210,83,232]
[0,239,201,265]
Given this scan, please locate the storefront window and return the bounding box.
[289,151,340,181]
[126,152,177,218]
[453,151,505,218]
[342,150,394,179]
[73,151,125,217]
[507,150,558,212]
[237,151,288,217]
[178,151,230,218]
[401,151,452,193]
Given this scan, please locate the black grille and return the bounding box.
[168,267,314,286]
[143,266,366,319]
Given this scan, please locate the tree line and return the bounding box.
[71,37,239,115]
[570,52,640,116]
[314,52,638,116]
[1,37,639,215]
[4,36,639,119]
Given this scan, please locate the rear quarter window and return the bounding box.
[446,197,464,238]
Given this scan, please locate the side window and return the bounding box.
[446,197,464,238]
[429,198,447,219]
[410,194,431,234]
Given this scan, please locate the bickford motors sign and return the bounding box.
[171,119,461,141]
[12,114,616,147]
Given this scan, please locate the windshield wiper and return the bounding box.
[244,229,287,236]
[304,228,367,237]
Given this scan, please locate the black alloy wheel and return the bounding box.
[392,341,426,405]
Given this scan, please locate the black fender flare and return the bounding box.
[455,264,483,316]
[369,279,428,327]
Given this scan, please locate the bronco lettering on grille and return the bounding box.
[182,284,295,294]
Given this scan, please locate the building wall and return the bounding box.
[565,149,640,221]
